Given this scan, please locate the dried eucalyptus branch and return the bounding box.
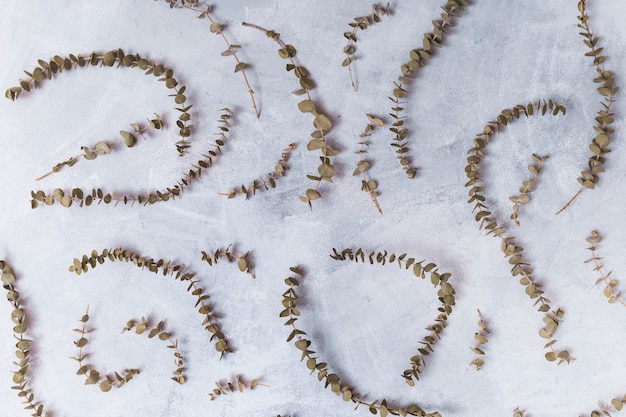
[209,375,266,400]
[69,248,232,358]
[30,108,232,209]
[201,245,255,278]
[465,100,572,365]
[218,143,296,200]
[513,407,527,417]
[2,260,50,417]
[509,154,548,227]
[71,306,140,392]
[331,248,455,386]
[343,3,391,91]
[389,0,469,178]
[36,115,164,181]
[5,50,194,156]
[354,114,384,214]
[122,317,186,384]
[585,230,625,306]
[242,22,338,209]
[163,0,259,118]
[281,266,441,416]
[556,0,618,214]
[469,309,489,370]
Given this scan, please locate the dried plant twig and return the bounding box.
[354,114,384,214]
[469,309,489,370]
[122,317,186,384]
[71,306,140,392]
[585,230,625,306]
[209,375,266,400]
[465,100,572,365]
[556,0,618,214]
[343,3,391,91]
[218,143,296,200]
[201,245,255,278]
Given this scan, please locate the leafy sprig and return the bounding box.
[509,154,548,227]
[354,114,385,214]
[201,244,255,278]
[343,3,391,91]
[30,108,233,209]
[469,309,489,370]
[209,375,265,400]
[219,143,296,200]
[71,306,140,392]
[281,266,441,416]
[5,50,194,156]
[2,260,50,417]
[585,230,625,306]
[465,100,572,365]
[36,115,164,181]
[389,0,469,178]
[163,0,260,118]
[556,0,618,214]
[242,22,338,209]
[122,317,186,384]
[330,248,455,386]
[69,248,232,358]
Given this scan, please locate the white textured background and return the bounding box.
[1,1,626,416]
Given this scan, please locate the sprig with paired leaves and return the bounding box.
[281,266,441,416]
[36,115,164,181]
[465,100,572,365]
[556,0,618,214]
[343,3,391,91]
[122,317,185,384]
[509,154,548,227]
[69,248,232,358]
[30,108,233,209]
[72,306,140,392]
[163,0,259,118]
[330,248,455,386]
[354,114,385,214]
[201,245,255,278]
[2,260,50,417]
[209,375,266,400]
[585,230,625,306]
[469,309,489,370]
[5,49,193,156]
[219,143,296,200]
[242,22,338,209]
[389,0,469,178]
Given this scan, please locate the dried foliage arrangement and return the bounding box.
[509,154,548,227]
[36,115,164,181]
[354,115,385,214]
[343,3,391,91]
[330,248,455,386]
[281,266,442,416]
[209,375,265,400]
[2,260,50,417]
[30,108,233,209]
[242,22,338,209]
[556,0,618,214]
[218,143,296,200]
[469,309,489,370]
[465,100,572,365]
[162,0,259,118]
[69,248,232,358]
[72,306,141,392]
[5,50,193,156]
[585,231,625,306]
[201,245,255,278]
[389,0,468,179]
[122,317,186,384]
